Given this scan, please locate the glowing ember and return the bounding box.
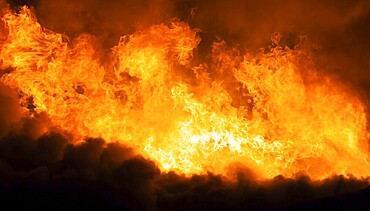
[0,7,369,180]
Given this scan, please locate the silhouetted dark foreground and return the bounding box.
[1,0,370,210]
[0,112,369,210]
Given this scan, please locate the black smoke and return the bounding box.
[1,0,370,210]
[0,123,369,210]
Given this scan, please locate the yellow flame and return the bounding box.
[0,7,369,180]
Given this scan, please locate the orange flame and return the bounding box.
[0,7,369,180]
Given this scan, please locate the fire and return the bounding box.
[0,7,369,180]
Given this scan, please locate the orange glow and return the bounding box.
[0,7,369,180]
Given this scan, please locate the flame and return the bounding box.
[0,7,369,180]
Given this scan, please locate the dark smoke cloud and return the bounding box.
[1,0,370,209]
[29,0,369,95]
[6,0,370,83]
[0,128,369,210]
[33,0,177,48]
[190,0,370,94]
[0,84,22,138]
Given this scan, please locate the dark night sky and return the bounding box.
[1,0,370,210]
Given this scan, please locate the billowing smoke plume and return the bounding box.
[1,127,369,210]
[20,0,368,96]
[1,0,370,210]
[192,0,370,87]
[7,0,370,84]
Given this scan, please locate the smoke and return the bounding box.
[33,0,177,48]
[15,0,367,95]
[7,0,369,82]
[0,0,370,209]
[0,84,22,138]
[189,0,370,97]
[0,129,369,209]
